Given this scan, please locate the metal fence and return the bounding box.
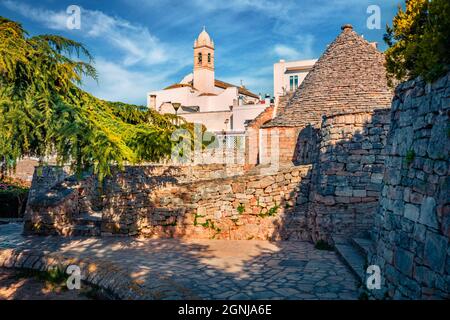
[213,132,246,150]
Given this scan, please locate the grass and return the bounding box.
[259,204,280,218]
[162,220,177,227]
[230,218,240,226]
[193,213,205,226]
[194,216,222,238]
[201,219,222,239]
[0,177,29,217]
[284,202,293,209]
[12,267,112,299]
[237,203,245,215]
[13,267,69,291]
[405,149,415,166]
[314,240,334,251]
[358,291,369,300]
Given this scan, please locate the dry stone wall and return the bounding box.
[259,127,300,165]
[308,110,391,241]
[25,164,312,240]
[103,165,311,240]
[370,73,450,299]
[24,164,244,236]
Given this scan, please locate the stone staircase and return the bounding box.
[69,212,102,236]
[333,236,374,283]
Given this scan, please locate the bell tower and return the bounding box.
[193,26,215,94]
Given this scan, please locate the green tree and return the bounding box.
[384,0,450,86]
[0,17,194,181]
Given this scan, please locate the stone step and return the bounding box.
[351,237,374,257]
[332,235,348,245]
[334,242,367,283]
[0,218,23,224]
[73,212,102,227]
[69,225,101,237]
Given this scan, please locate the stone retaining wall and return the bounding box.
[370,73,450,299]
[25,164,312,240]
[24,164,244,236]
[308,109,391,241]
[259,127,300,165]
[103,165,311,240]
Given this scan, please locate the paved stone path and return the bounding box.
[0,223,359,299]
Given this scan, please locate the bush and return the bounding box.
[384,0,450,86]
[314,240,334,251]
[0,179,29,218]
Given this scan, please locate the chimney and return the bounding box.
[341,24,353,32]
[370,42,378,49]
[149,94,157,109]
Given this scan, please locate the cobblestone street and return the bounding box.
[0,223,359,300]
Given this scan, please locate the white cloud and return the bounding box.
[2,0,67,29]
[1,1,196,103]
[2,1,170,67]
[82,59,174,105]
[273,34,316,60]
[196,0,289,15]
[273,45,300,60]
[82,9,169,66]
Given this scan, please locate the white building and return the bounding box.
[148,27,270,133]
[273,59,317,105]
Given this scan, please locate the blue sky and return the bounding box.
[1,0,403,105]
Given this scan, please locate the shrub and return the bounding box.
[314,240,334,251]
[259,204,280,218]
[0,179,29,218]
[237,203,245,215]
[405,149,416,166]
[384,0,450,86]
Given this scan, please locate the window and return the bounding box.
[289,75,299,91]
[208,53,211,63]
[198,53,202,64]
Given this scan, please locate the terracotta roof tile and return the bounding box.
[164,83,197,90]
[214,79,259,99]
[164,80,259,99]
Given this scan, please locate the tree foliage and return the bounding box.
[0,17,195,181]
[384,0,450,86]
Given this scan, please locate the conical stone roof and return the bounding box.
[264,25,393,128]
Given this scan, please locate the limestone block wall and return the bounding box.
[308,109,391,241]
[370,73,450,299]
[293,125,320,165]
[25,163,312,240]
[24,164,244,235]
[244,105,274,168]
[259,127,300,165]
[102,165,311,240]
[26,166,70,204]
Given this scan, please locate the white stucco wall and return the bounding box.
[148,86,239,113]
[148,87,194,112]
[273,59,317,105]
[180,111,232,132]
[232,103,267,131]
